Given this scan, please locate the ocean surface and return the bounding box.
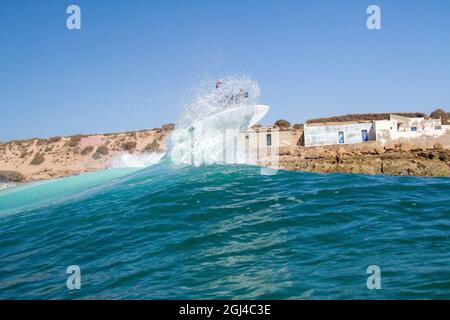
[0,160,449,299]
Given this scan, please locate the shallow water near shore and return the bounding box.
[0,168,140,216]
[0,160,449,299]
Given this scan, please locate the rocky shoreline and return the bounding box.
[1,125,450,183]
[0,170,25,182]
[278,141,450,177]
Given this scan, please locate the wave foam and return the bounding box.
[178,75,260,129]
[169,75,268,166]
[0,182,16,191]
[109,152,165,169]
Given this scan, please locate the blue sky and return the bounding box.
[1,0,449,141]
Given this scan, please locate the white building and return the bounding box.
[374,115,444,144]
[443,125,450,133]
[239,126,298,162]
[304,121,375,147]
[304,115,445,147]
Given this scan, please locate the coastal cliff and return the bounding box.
[0,124,174,182]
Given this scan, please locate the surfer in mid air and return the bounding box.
[215,79,249,106]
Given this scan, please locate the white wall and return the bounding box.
[304,122,374,147]
[373,120,398,143]
[303,116,447,148]
[374,117,445,144]
[239,129,288,163]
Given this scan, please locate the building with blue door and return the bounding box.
[304,115,445,147]
[304,121,375,147]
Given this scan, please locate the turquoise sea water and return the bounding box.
[0,161,449,299]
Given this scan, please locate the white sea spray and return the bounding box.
[109,152,166,168]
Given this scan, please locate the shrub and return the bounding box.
[48,136,62,143]
[81,146,94,155]
[143,140,159,153]
[92,145,109,159]
[162,123,175,131]
[92,153,101,160]
[306,113,426,124]
[96,145,109,155]
[36,139,48,146]
[430,108,449,125]
[30,153,45,165]
[122,141,137,151]
[293,123,304,130]
[64,134,84,148]
[70,134,84,143]
[274,119,291,128]
[64,140,79,148]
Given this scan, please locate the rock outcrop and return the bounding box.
[0,170,25,182]
[279,143,450,177]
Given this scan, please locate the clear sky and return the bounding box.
[1,0,449,141]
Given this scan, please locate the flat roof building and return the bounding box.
[304,121,375,147]
[239,126,299,163]
[304,115,444,147]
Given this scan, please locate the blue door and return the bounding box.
[361,130,368,142]
[338,131,344,144]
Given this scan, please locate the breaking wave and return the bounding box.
[110,75,265,169]
[0,182,16,191]
[177,75,261,128]
[169,76,268,166]
[0,176,16,191]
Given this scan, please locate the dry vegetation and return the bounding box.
[92,145,109,159]
[30,153,45,166]
[306,112,427,124]
[143,140,159,153]
[274,119,291,128]
[122,141,137,151]
[81,146,94,155]
[430,108,450,125]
